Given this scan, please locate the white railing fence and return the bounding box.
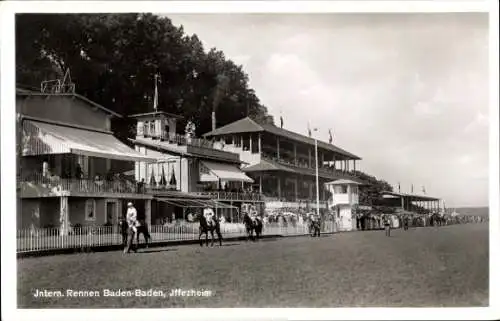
[17,222,335,253]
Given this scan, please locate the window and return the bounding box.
[235,135,241,147]
[150,121,156,136]
[85,199,96,221]
[224,136,233,145]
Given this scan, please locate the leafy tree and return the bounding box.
[354,171,393,206]
[15,13,274,141]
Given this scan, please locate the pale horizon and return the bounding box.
[168,13,489,208]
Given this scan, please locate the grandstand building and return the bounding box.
[203,117,363,213]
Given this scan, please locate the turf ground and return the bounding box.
[17,223,489,308]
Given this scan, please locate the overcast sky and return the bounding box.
[168,13,489,207]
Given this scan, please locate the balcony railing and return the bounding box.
[18,172,152,195]
[193,191,262,201]
[141,127,215,149]
[261,155,358,179]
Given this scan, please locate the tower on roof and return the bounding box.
[129,111,183,141]
[40,69,75,94]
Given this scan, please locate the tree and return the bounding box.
[354,171,393,206]
[15,13,274,140]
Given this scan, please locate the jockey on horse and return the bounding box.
[203,208,216,226]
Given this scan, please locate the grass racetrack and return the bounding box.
[17,223,489,308]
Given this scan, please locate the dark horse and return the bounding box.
[403,216,410,231]
[430,214,446,227]
[198,214,223,247]
[309,219,321,237]
[119,218,151,250]
[243,213,263,241]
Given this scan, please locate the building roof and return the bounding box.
[16,88,123,118]
[128,111,184,119]
[22,118,157,162]
[381,191,440,201]
[130,138,243,165]
[202,117,361,160]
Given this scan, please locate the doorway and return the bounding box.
[105,200,118,225]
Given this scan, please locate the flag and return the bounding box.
[398,182,401,193]
[280,116,284,129]
[153,73,160,112]
[307,122,311,137]
[328,129,333,144]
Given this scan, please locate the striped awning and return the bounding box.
[199,161,254,183]
[21,120,158,162]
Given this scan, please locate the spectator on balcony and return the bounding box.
[105,170,114,182]
[137,178,145,193]
[75,163,83,179]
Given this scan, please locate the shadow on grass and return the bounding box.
[139,248,178,254]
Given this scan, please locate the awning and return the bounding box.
[22,120,158,162]
[156,197,237,209]
[199,161,254,183]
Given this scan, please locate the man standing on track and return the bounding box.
[384,214,391,237]
[124,202,138,254]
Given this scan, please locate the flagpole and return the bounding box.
[314,129,320,217]
[153,73,159,112]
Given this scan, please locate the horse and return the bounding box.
[309,218,321,237]
[243,213,262,241]
[198,213,223,247]
[135,219,151,248]
[403,216,409,231]
[119,218,151,250]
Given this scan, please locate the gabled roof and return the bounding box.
[203,117,263,136]
[130,138,243,165]
[203,117,361,160]
[129,111,184,119]
[16,88,123,118]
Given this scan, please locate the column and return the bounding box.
[259,174,263,194]
[145,199,152,227]
[59,196,70,236]
[308,148,312,167]
[249,133,253,153]
[353,160,356,172]
[258,133,262,154]
[294,176,299,200]
[321,152,324,168]
[276,137,280,160]
[277,176,281,199]
[401,196,404,211]
[293,143,297,165]
[240,135,243,149]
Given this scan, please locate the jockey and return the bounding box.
[126,202,139,233]
[203,208,215,225]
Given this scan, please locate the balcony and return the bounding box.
[18,172,171,197]
[261,154,358,179]
[139,130,240,162]
[193,191,262,201]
